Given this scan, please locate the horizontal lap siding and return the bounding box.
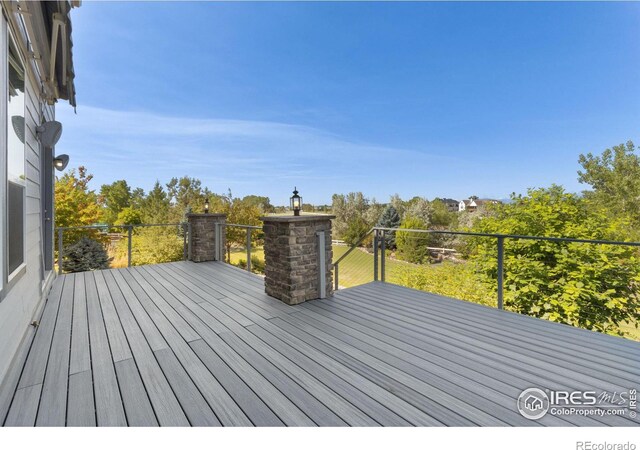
[0,54,50,384]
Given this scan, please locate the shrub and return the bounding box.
[114,226,184,266]
[396,216,429,264]
[62,237,111,273]
[235,255,265,274]
[394,262,495,307]
[470,186,640,335]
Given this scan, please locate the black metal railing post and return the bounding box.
[127,225,133,267]
[373,230,379,281]
[380,229,386,283]
[246,228,252,273]
[188,222,193,261]
[334,263,339,291]
[497,236,504,310]
[183,223,188,261]
[57,228,64,274]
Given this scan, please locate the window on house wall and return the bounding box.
[7,30,25,278]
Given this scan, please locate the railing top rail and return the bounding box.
[372,227,640,247]
[333,228,375,266]
[223,223,262,230]
[56,223,185,231]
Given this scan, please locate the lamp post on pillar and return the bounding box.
[290,187,302,216]
[262,207,335,305]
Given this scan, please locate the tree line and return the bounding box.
[54,141,640,337]
[330,141,640,337]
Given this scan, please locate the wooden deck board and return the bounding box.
[67,370,96,427]
[2,260,638,427]
[69,273,91,375]
[339,287,636,393]
[36,274,75,426]
[353,284,639,376]
[84,272,128,426]
[114,358,158,426]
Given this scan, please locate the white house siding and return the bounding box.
[0,13,56,385]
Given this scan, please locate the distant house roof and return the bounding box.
[440,198,458,204]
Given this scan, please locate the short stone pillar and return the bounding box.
[262,214,335,305]
[186,213,226,262]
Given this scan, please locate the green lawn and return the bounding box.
[229,245,415,288]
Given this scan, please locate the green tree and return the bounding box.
[115,206,143,226]
[343,217,370,246]
[222,192,262,261]
[405,197,433,226]
[242,195,274,213]
[470,185,640,335]
[331,192,369,239]
[396,216,430,263]
[578,141,640,229]
[140,181,171,224]
[166,176,214,222]
[389,194,406,219]
[376,205,401,249]
[55,166,102,245]
[99,180,132,224]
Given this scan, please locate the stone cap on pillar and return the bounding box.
[186,213,227,219]
[260,214,336,223]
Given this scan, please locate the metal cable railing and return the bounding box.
[56,223,188,273]
[217,223,263,273]
[333,226,640,338]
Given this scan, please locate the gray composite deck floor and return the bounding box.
[0,261,638,427]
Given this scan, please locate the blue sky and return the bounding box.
[56,1,640,205]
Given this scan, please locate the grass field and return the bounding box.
[229,245,416,288]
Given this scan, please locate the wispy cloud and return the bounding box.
[55,106,449,203]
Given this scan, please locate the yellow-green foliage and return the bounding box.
[470,186,640,335]
[394,262,496,307]
[115,227,184,266]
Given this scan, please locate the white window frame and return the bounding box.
[0,13,6,299]
[0,13,28,300]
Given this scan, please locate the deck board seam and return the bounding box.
[106,269,190,426]
[123,267,241,426]
[98,270,162,426]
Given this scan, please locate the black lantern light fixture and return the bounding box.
[290,187,302,216]
[204,197,210,214]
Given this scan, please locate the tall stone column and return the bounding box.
[262,214,335,305]
[186,213,226,262]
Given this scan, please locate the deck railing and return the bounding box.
[56,223,188,274]
[217,223,263,273]
[333,226,640,338]
[56,222,262,273]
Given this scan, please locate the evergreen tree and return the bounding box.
[99,180,132,224]
[376,205,401,249]
[62,237,111,273]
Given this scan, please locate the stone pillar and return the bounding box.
[262,214,335,305]
[186,213,226,262]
